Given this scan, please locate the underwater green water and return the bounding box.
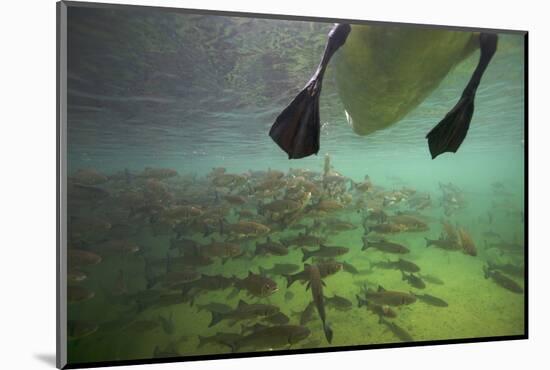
[65,6,525,365]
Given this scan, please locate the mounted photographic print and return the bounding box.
[57,1,527,368]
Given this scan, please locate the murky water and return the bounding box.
[65,5,525,366]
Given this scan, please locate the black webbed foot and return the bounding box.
[427,33,498,159]
[269,24,351,159]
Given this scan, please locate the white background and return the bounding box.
[0,0,546,369]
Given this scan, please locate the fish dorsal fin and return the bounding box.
[321,280,326,287]
[238,299,248,307]
[378,285,385,292]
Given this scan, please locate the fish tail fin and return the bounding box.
[203,222,215,238]
[323,322,334,344]
[312,220,321,233]
[240,324,247,335]
[301,248,310,262]
[208,311,225,328]
[285,274,294,288]
[145,275,156,290]
[229,341,240,353]
[483,264,490,279]
[313,219,321,228]
[197,335,208,349]
[361,236,370,251]
[361,211,367,225]
[136,300,145,314]
[356,294,365,308]
[181,284,193,299]
[226,287,240,300]
[168,238,177,251]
